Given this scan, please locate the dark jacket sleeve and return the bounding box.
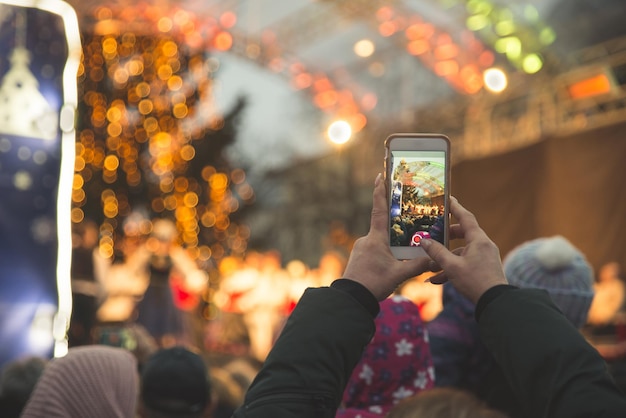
[232,286,376,418]
[478,288,626,418]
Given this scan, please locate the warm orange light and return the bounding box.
[214,31,233,51]
[350,113,367,132]
[313,77,333,92]
[478,51,494,68]
[157,17,173,32]
[379,21,397,37]
[220,12,237,28]
[293,73,313,90]
[406,23,434,40]
[313,90,338,109]
[376,6,394,21]
[407,40,430,56]
[568,74,612,99]
[434,44,459,60]
[268,58,284,72]
[360,93,378,111]
[435,60,459,77]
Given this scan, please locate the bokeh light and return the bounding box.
[327,120,352,144]
[483,67,508,93]
[354,39,375,58]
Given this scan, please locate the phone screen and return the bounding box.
[389,150,447,248]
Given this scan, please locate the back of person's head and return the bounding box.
[20,345,138,418]
[140,346,210,418]
[387,387,509,418]
[503,235,594,329]
[0,356,47,418]
[336,295,434,417]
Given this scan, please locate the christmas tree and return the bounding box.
[73,4,254,269]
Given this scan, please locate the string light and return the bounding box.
[75,5,253,265]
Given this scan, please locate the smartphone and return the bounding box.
[384,133,450,260]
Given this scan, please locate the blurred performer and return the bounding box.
[134,219,208,346]
[69,220,106,346]
[215,251,290,361]
[240,251,290,361]
[587,262,626,327]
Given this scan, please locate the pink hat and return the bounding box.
[337,295,435,417]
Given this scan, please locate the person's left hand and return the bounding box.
[342,174,432,300]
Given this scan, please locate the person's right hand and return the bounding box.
[420,197,508,304]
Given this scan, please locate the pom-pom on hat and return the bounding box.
[503,235,594,328]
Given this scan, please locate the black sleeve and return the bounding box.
[478,288,626,418]
[330,278,380,318]
[474,284,518,322]
[233,287,376,418]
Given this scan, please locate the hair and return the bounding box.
[141,407,206,418]
[386,387,509,418]
[0,356,48,418]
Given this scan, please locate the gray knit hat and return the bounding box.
[503,236,594,329]
[20,345,138,418]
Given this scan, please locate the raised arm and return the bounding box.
[420,198,626,418]
[233,174,432,417]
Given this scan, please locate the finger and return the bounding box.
[368,173,388,236]
[449,197,484,242]
[449,224,464,240]
[451,246,464,256]
[427,246,463,272]
[420,237,454,271]
[398,256,432,279]
[426,271,448,285]
[428,258,441,272]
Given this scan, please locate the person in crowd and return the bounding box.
[0,355,47,418]
[135,219,209,347]
[214,250,292,361]
[587,261,626,328]
[69,219,107,346]
[20,345,138,418]
[386,387,508,418]
[208,356,261,418]
[94,322,159,371]
[427,235,596,416]
[336,295,434,417]
[584,261,626,394]
[232,174,626,418]
[138,345,212,418]
[397,271,443,322]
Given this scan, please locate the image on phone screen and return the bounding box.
[389,150,446,247]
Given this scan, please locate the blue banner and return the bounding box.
[0,1,80,368]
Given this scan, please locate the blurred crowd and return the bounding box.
[1,212,626,417]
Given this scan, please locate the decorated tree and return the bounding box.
[72,4,254,270]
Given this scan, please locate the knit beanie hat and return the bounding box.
[503,236,594,329]
[337,295,435,418]
[20,345,138,418]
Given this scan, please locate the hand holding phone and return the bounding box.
[384,133,450,260]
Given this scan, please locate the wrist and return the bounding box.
[331,279,380,318]
[475,284,519,321]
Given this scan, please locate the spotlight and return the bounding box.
[327,120,352,144]
[483,68,508,93]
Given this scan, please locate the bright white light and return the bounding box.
[327,120,352,144]
[483,68,508,93]
[28,304,56,355]
[1,0,82,358]
[354,39,375,58]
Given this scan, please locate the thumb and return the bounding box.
[420,238,452,271]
